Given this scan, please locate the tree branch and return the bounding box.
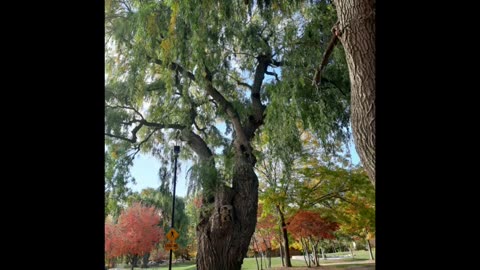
[191,105,208,138]
[333,195,356,206]
[106,104,145,120]
[307,188,350,208]
[243,54,270,140]
[313,22,341,87]
[209,98,218,110]
[204,65,248,147]
[228,74,253,90]
[128,128,160,159]
[265,70,280,82]
[119,0,133,14]
[106,120,185,143]
[146,55,196,82]
[271,60,283,67]
[321,78,348,97]
[225,49,257,59]
[181,130,214,160]
[105,133,136,143]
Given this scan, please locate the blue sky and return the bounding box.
[129,154,191,197]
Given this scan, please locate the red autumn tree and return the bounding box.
[287,210,339,267]
[105,203,164,270]
[254,204,277,251]
[105,221,121,267]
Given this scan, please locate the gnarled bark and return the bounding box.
[196,153,259,270]
[334,0,376,186]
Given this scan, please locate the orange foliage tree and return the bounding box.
[105,202,164,270]
[287,210,338,267]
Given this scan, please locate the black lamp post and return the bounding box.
[168,143,180,270]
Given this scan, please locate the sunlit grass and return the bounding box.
[111,249,375,270]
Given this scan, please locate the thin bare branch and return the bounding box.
[228,74,253,90]
[265,71,280,82]
[106,104,145,120]
[313,22,341,87]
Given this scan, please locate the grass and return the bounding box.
[242,257,307,269]
[118,262,197,270]
[328,263,375,269]
[110,249,375,270]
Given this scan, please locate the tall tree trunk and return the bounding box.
[196,154,259,270]
[260,250,264,270]
[130,255,138,270]
[256,248,263,270]
[276,205,292,267]
[263,238,272,269]
[254,251,260,270]
[278,234,285,266]
[334,0,376,186]
[366,238,374,260]
[267,248,271,268]
[141,253,149,268]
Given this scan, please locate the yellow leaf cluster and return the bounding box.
[169,2,179,35]
[147,15,157,35]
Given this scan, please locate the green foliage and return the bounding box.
[334,167,375,240]
[105,149,135,221]
[259,0,351,155]
[186,159,219,198]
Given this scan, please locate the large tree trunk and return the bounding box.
[196,154,259,270]
[276,205,292,267]
[334,0,376,186]
[190,44,269,270]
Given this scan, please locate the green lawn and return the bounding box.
[112,250,375,270]
[328,263,375,269]
[241,257,307,269]
[121,262,197,270]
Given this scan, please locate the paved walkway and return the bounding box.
[320,259,375,266]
